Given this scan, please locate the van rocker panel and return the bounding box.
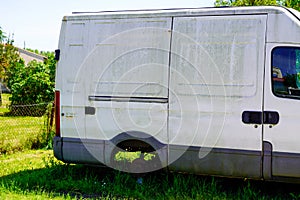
[53,136,262,179]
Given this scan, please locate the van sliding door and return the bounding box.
[168,15,267,178]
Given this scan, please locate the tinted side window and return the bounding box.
[272,47,300,98]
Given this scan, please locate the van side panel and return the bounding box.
[168,15,267,178]
[84,18,172,144]
[58,18,173,165]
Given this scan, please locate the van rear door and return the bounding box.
[58,19,90,139]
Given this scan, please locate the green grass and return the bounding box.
[0,150,67,199]
[115,151,156,162]
[0,93,51,154]
[0,116,45,154]
[1,150,300,199]
[0,93,10,114]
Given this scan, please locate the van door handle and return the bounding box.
[242,111,263,124]
[263,111,279,125]
[242,111,279,125]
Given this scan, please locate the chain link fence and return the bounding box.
[0,96,55,154]
[7,103,49,117]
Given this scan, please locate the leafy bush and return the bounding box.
[7,53,56,116]
[0,29,21,106]
[214,0,300,11]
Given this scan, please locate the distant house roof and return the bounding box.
[17,48,46,65]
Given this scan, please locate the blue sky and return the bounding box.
[1,0,215,51]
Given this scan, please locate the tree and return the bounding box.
[8,53,56,116]
[285,0,300,11]
[214,0,278,6]
[0,27,57,116]
[214,0,300,11]
[0,27,6,43]
[0,27,22,106]
[0,27,21,86]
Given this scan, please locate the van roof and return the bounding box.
[63,6,290,21]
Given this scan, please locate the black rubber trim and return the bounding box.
[89,95,168,103]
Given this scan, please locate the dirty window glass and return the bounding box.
[272,47,300,98]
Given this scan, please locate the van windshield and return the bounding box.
[272,47,300,99]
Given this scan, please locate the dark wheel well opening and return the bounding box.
[116,139,156,153]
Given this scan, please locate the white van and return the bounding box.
[54,6,300,182]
